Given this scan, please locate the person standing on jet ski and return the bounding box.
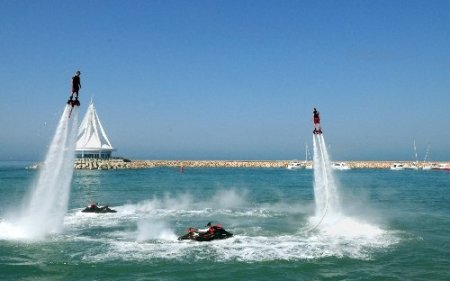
[68,70,81,106]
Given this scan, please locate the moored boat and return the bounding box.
[287,161,304,170]
[432,163,450,171]
[331,162,350,170]
[390,163,405,170]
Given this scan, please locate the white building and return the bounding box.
[75,101,115,159]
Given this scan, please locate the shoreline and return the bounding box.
[66,159,450,170]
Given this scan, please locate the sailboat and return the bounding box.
[422,143,436,170]
[390,163,405,170]
[305,143,313,169]
[422,143,431,170]
[405,140,419,170]
[287,142,306,170]
[286,160,304,169]
[331,162,351,170]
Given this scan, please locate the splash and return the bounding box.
[61,187,398,263]
[136,219,177,242]
[71,209,397,263]
[13,105,79,240]
[308,133,391,243]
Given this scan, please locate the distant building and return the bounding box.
[75,101,115,159]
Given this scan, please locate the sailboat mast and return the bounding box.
[413,140,418,164]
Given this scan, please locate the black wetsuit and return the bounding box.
[72,75,81,94]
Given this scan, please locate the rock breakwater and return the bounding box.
[74,159,291,170]
[27,159,448,170]
[69,159,448,170]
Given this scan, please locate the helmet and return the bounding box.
[206,222,212,227]
[76,71,81,75]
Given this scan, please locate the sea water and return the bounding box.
[0,163,449,280]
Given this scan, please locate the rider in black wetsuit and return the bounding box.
[68,71,81,105]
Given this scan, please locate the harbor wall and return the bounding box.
[68,159,448,170]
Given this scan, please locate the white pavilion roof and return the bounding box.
[76,101,114,152]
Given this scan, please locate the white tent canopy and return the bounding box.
[75,101,115,159]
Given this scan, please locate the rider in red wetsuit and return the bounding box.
[313,107,322,134]
[313,108,320,123]
[197,222,215,234]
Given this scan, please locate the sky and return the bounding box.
[1,0,449,161]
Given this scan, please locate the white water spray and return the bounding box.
[16,105,79,239]
[308,134,341,230]
[308,133,389,243]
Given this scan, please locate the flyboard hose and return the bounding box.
[305,135,330,232]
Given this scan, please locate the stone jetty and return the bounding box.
[74,159,290,170]
[69,159,449,170]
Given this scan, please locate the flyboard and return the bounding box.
[67,98,80,118]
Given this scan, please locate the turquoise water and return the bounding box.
[0,161,449,280]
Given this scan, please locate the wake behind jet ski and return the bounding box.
[81,203,117,213]
[313,107,322,135]
[178,222,233,242]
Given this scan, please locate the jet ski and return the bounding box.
[81,203,117,213]
[178,224,233,241]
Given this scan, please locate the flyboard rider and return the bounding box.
[313,107,322,134]
[68,70,81,106]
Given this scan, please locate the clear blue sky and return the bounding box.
[1,0,449,161]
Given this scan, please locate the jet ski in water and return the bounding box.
[81,203,117,213]
[313,107,323,135]
[178,223,233,241]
